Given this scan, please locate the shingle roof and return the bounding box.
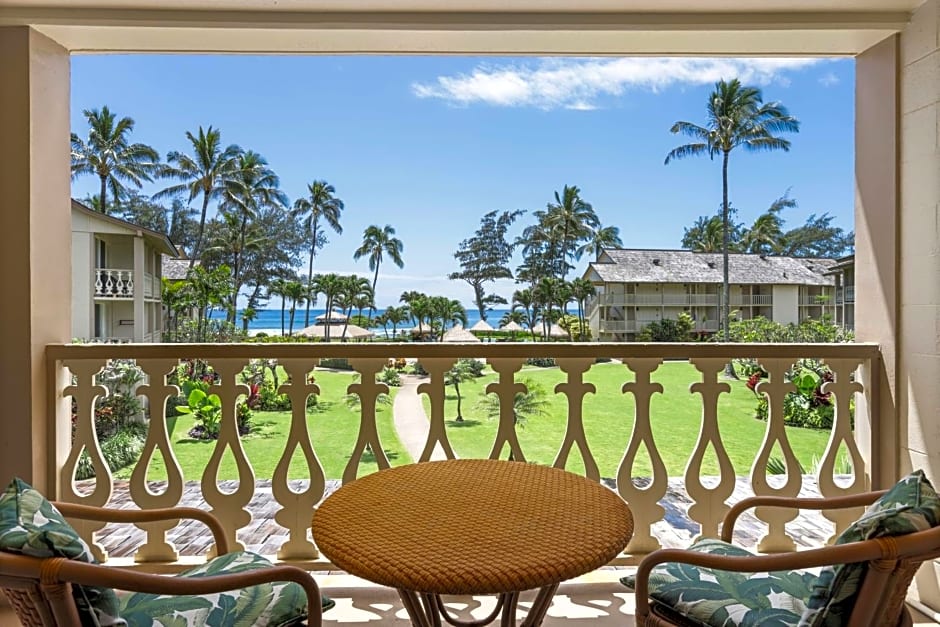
[587,249,836,286]
[162,256,194,280]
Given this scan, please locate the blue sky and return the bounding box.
[70,55,854,308]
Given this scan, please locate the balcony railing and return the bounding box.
[94,268,133,298]
[596,294,771,307]
[600,320,637,332]
[94,269,159,299]
[47,341,882,572]
[845,286,855,303]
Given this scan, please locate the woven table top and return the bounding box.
[312,459,633,595]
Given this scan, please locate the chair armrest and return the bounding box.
[720,490,887,542]
[52,502,230,555]
[47,557,323,627]
[634,540,888,619]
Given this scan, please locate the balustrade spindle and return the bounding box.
[343,358,391,484]
[104,270,115,296]
[818,358,866,541]
[750,359,801,552]
[686,358,736,539]
[201,360,255,557]
[62,360,112,561]
[94,270,103,296]
[130,359,184,562]
[415,358,458,462]
[553,358,599,480]
[485,358,527,462]
[272,359,325,560]
[618,358,667,554]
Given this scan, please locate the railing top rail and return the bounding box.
[47,341,881,361]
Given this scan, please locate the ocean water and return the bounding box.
[210,308,511,332]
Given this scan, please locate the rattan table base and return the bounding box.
[399,584,560,627]
[313,460,634,627]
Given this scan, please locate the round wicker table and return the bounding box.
[312,459,633,627]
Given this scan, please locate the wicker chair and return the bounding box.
[0,501,325,627]
[634,489,940,627]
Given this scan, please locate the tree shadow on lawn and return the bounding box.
[356,449,402,464]
[445,419,482,428]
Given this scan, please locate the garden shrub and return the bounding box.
[457,358,486,377]
[637,313,693,342]
[378,367,402,387]
[525,357,556,368]
[751,367,845,430]
[410,362,429,376]
[319,358,353,370]
[258,386,292,411]
[164,395,189,418]
[74,423,147,480]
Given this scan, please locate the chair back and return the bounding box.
[0,551,82,627]
[847,526,940,627]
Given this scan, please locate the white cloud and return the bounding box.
[412,57,821,110]
[818,72,840,87]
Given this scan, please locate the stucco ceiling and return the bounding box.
[0,0,917,54]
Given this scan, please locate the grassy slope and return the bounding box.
[422,361,831,477]
[115,369,410,482]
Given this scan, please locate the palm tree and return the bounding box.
[267,278,289,336]
[545,185,600,279]
[429,296,467,341]
[682,215,725,253]
[569,278,596,341]
[478,378,549,459]
[283,280,307,336]
[204,211,267,318]
[219,151,288,321]
[576,225,623,261]
[313,273,345,342]
[666,78,800,358]
[353,225,405,314]
[383,305,410,339]
[70,106,160,214]
[445,360,477,421]
[292,181,344,327]
[534,277,564,339]
[511,288,540,341]
[742,193,794,254]
[338,275,371,340]
[156,126,241,267]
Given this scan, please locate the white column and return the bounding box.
[0,27,71,493]
[133,235,145,342]
[897,0,940,612]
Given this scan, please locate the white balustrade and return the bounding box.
[48,341,882,571]
[94,268,134,298]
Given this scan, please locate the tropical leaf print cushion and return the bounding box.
[621,538,818,627]
[801,470,940,627]
[120,550,334,627]
[0,477,125,626]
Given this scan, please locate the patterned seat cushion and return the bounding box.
[0,477,125,626]
[801,470,940,627]
[621,538,818,627]
[120,550,334,627]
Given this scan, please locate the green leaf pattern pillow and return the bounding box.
[0,477,125,626]
[120,550,333,627]
[800,470,940,627]
[621,538,818,627]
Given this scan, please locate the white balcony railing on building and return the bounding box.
[143,273,156,299]
[94,269,134,298]
[731,295,773,306]
[597,294,769,307]
[600,320,637,332]
[47,341,883,572]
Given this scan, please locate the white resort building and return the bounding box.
[71,199,178,342]
[584,248,838,341]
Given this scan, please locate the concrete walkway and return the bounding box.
[393,374,450,462]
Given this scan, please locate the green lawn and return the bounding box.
[115,369,410,482]
[422,361,831,478]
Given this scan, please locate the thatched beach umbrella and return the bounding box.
[499,320,525,333]
[316,310,348,323]
[442,325,481,343]
[297,323,373,341]
[469,319,495,334]
[547,322,568,338]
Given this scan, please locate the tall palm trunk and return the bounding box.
[370,264,380,319]
[305,221,318,327]
[280,299,286,337]
[99,176,108,214]
[721,150,737,379]
[191,192,211,268]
